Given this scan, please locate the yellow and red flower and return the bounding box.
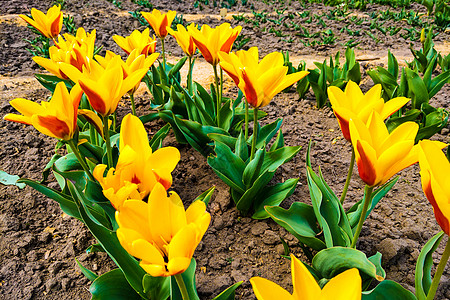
[113,28,157,57]
[20,5,63,39]
[167,23,197,57]
[141,9,177,39]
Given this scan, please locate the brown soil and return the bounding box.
[1,0,450,299]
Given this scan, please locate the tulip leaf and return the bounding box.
[347,176,399,229]
[41,154,62,183]
[34,74,72,92]
[0,170,25,189]
[265,202,326,251]
[142,274,170,300]
[428,70,450,99]
[218,99,233,131]
[253,118,283,149]
[262,145,302,173]
[170,259,200,300]
[236,170,274,214]
[85,181,116,230]
[362,280,417,300]
[78,142,103,164]
[17,178,81,220]
[159,111,189,144]
[194,186,216,206]
[208,133,238,150]
[149,123,171,152]
[252,178,299,219]
[68,181,150,298]
[312,247,384,281]
[361,252,386,290]
[212,281,243,300]
[139,112,160,124]
[86,243,105,254]
[235,131,249,162]
[90,269,142,300]
[194,82,215,118]
[405,68,429,110]
[269,131,285,151]
[415,231,444,300]
[385,109,421,133]
[243,149,265,187]
[75,258,98,282]
[208,141,246,194]
[168,57,187,78]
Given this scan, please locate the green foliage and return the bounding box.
[132,0,153,9]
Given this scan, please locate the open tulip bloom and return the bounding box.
[94,114,180,209]
[113,28,157,57]
[348,111,446,247]
[219,47,308,159]
[250,254,361,300]
[418,140,450,300]
[20,4,63,40]
[116,182,211,277]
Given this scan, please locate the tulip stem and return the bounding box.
[174,274,190,300]
[250,107,258,160]
[161,38,167,76]
[245,100,249,140]
[340,148,355,205]
[103,116,113,168]
[187,56,193,95]
[130,93,136,116]
[67,139,95,182]
[213,64,221,127]
[350,185,374,248]
[426,237,450,300]
[220,67,223,109]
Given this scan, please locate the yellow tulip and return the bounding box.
[94,114,180,209]
[59,55,148,116]
[113,28,157,57]
[250,254,361,300]
[349,111,446,187]
[218,47,308,108]
[4,83,82,140]
[328,81,409,141]
[188,23,242,66]
[116,182,210,277]
[95,49,159,95]
[19,5,63,39]
[141,9,177,39]
[167,23,197,57]
[419,140,450,235]
[33,28,96,80]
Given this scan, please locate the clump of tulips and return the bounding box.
[4,4,450,300]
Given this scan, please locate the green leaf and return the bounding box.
[312,247,384,281]
[142,274,170,300]
[252,178,299,219]
[208,141,246,194]
[428,70,450,99]
[405,68,429,109]
[235,131,249,162]
[254,119,283,148]
[415,231,444,300]
[211,281,243,300]
[235,170,274,214]
[262,146,302,173]
[265,202,326,251]
[139,112,160,124]
[243,149,265,187]
[218,99,233,131]
[362,280,417,300]
[35,73,72,92]
[75,258,98,281]
[149,123,171,152]
[194,186,216,206]
[86,243,105,254]
[90,269,142,300]
[208,133,237,150]
[168,57,187,78]
[68,181,149,298]
[269,131,285,151]
[0,170,25,189]
[170,259,200,300]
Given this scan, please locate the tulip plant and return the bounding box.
[5,4,450,300]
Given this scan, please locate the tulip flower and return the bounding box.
[418,140,450,235]
[167,23,197,57]
[250,254,361,300]
[113,28,157,57]
[328,81,409,141]
[4,82,82,141]
[188,23,242,66]
[219,47,308,159]
[19,5,63,40]
[141,9,177,40]
[418,140,450,300]
[94,114,180,209]
[95,50,159,114]
[33,28,96,80]
[349,111,447,248]
[116,182,211,277]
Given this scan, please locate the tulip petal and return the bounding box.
[119,114,152,154]
[291,254,322,299]
[321,268,362,300]
[250,277,293,300]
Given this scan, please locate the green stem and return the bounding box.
[220,66,223,108]
[213,64,221,127]
[113,112,117,131]
[250,107,258,160]
[67,139,96,182]
[187,56,193,95]
[245,100,249,140]
[350,185,374,248]
[161,38,166,75]
[426,237,450,300]
[130,93,136,116]
[102,115,113,168]
[340,148,355,205]
[174,274,190,300]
